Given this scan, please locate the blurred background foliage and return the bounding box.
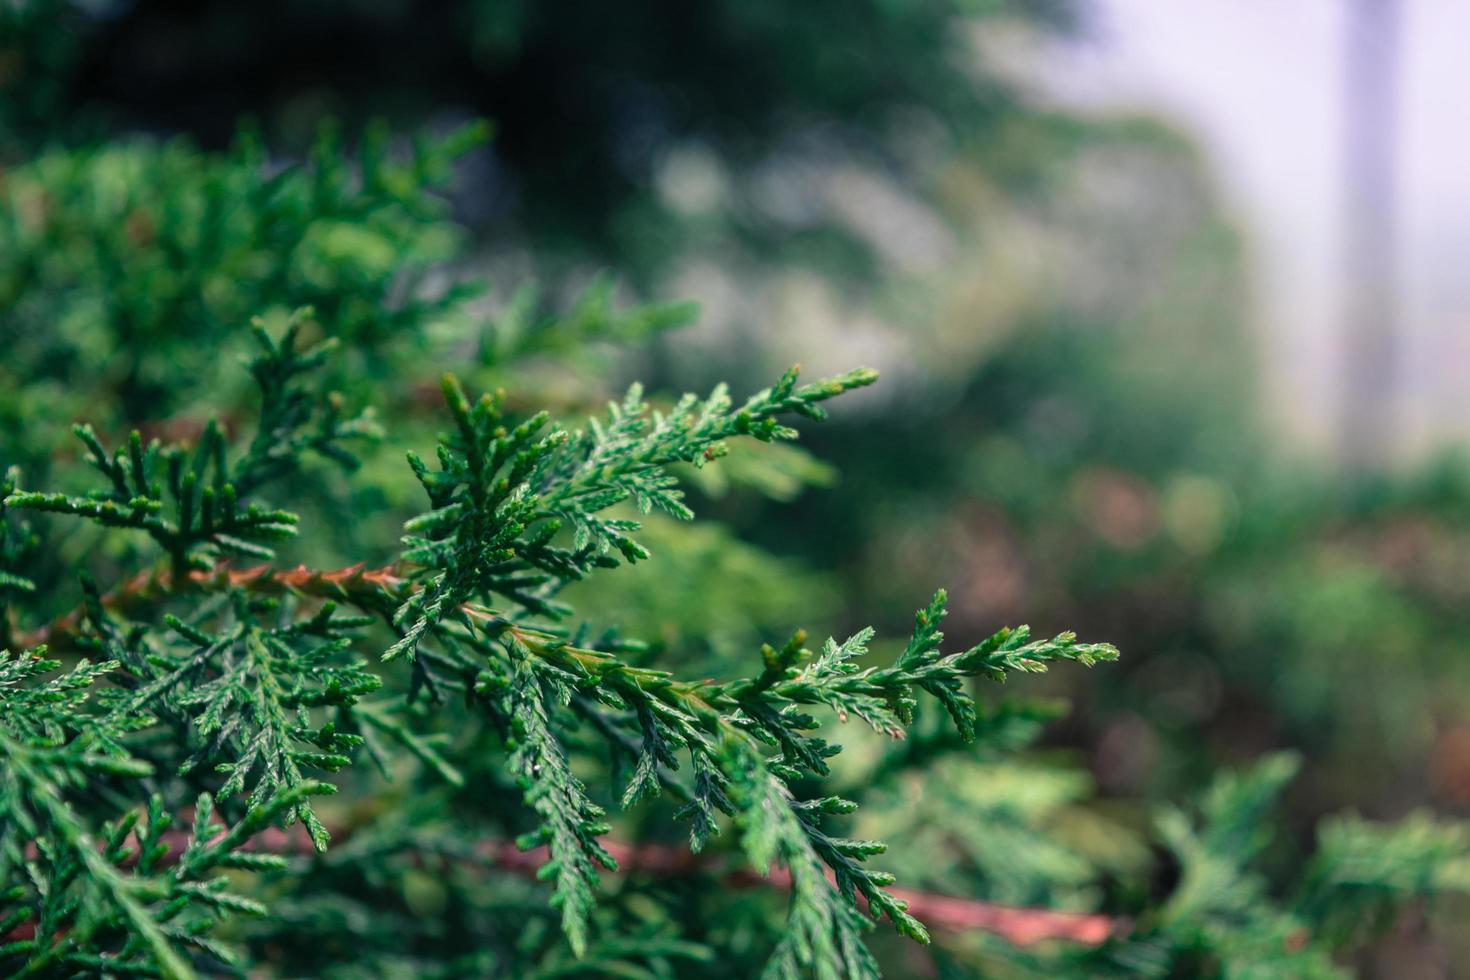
[4,0,1469,974]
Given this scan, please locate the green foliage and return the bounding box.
[1,648,336,978]
[0,119,482,481]
[385,364,877,661]
[1090,754,1470,979]
[7,309,375,582]
[0,219,1121,973]
[1,90,1466,980]
[0,298,1116,976]
[0,0,1080,280]
[478,276,700,370]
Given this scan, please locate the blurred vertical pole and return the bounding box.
[1340,0,1400,470]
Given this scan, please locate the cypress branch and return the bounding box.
[4,118,1465,979]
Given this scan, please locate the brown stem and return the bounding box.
[15,561,411,649]
[6,820,1124,950]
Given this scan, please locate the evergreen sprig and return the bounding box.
[1,647,338,977]
[6,308,374,581]
[384,364,878,662]
[501,648,619,956]
[234,309,383,495]
[427,571,1113,972]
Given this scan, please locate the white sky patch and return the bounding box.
[1024,0,1470,456]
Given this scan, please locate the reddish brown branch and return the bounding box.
[5,821,1123,950]
[15,561,411,649]
[574,840,1124,945]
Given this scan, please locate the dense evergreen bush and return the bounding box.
[5,1,1470,975]
[2,119,1468,980]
